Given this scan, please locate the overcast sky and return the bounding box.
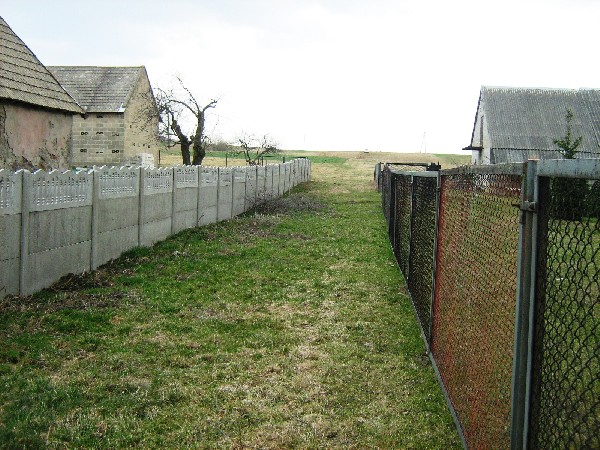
[3,0,599,153]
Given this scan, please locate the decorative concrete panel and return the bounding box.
[28,169,92,212]
[0,170,22,215]
[97,166,139,199]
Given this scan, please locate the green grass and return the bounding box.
[0,156,460,448]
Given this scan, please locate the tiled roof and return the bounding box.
[0,16,83,113]
[471,86,600,156]
[47,66,145,113]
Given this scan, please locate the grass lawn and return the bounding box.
[0,152,463,448]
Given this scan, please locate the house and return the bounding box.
[464,86,600,164]
[0,16,84,170]
[48,66,159,167]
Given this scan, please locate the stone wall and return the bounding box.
[0,101,74,171]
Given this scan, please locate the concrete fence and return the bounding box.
[0,158,311,299]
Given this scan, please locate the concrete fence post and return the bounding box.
[18,170,31,296]
[171,166,177,234]
[0,170,22,298]
[138,166,145,247]
[91,167,100,270]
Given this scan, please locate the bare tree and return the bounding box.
[155,78,217,165]
[236,134,280,166]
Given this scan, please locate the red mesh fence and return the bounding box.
[431,172,522,449]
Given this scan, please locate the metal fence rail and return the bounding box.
[379,159,599,450]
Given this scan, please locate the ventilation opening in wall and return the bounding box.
[97,114,104,118]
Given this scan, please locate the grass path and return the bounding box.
[0,156,461,448]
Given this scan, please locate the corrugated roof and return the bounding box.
[47,66,145,113]
[0,16,83,113]
[471,86,600,156]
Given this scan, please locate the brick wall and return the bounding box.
[71,112,126,166]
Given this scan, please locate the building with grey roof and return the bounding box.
[48,66,159,167]
[464,86,600,164]
[0,16,83,170]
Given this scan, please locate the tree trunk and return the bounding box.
[192,112,205,165]
[170,114,192,165]
[192,142,205,165]
[180,141,191,166]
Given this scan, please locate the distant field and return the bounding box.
[159,149,471,169]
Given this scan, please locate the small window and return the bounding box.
[81,131,88,135]
[96,114,104,118]
[80,148,87,153]
[112,149,120,154]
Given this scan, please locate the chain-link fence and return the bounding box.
[393,174,412,276]
[379,159,599,450]
[433,166,523,449]
[526,165,599,449]
[407,173,437,343]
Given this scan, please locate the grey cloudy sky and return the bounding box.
[2,0,599,153]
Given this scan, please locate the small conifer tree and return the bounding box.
[553,108,583,159]
[551,108,587,220]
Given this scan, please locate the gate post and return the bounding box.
[510,160,538,449]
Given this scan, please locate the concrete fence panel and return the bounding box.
[93,166,140,269]
[198,167,218,226]
[232,167,247,216]
[283,162,291,193]
[140,167,173,247]
[245,166,257,210]
[256,166,267,203]
[292,160,298,187]
[266,165,275,200]
[0,170,22,297]
[173,166,199,234]
[272,164,281,198]
[23,170,93,295]
[217,167,233,221]
[0,159,311,300]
